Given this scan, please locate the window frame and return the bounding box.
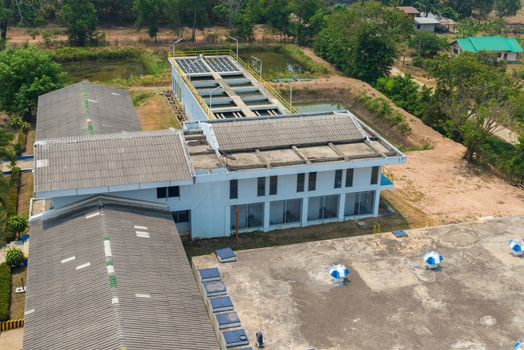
[296,173,305,192]
[371,166,379,185]
[230,179,238,199]
[308,172,317,191]
[345,169,354,188]
[269,176,278,195]
[334,170,342,189]
[257,177,266,197]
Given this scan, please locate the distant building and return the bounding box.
[413,16,440,32]
[397,6,420,20]
[451,36,524,62]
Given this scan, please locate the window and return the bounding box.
[257,177,266,196]
[230,203,264,230]
[346,169,354,187]
[334,170,342,189]
[173,210,190,223]
[157,186,179,199]
[230,180,238,199]
[308,172,317,191]
[296,173,305,192]
[157,187,167,199]
[269,176,278,195]
[371,166,379,185]
[270,199,302,226]
[344,191,375,217]
[168,186,180,197]
[307,195,339,221]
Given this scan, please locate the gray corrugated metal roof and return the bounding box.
[36,82,141,140]
[208,113,366,152]
[24,200,219,350]
[34,130,192,194]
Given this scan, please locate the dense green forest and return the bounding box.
[1,0,522,48]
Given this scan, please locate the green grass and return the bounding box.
[0,263,11,321]
[131,92,156,106]
[357,94,412,136]
[49,47,168,75]
[279,44,330,76]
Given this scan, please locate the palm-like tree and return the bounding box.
[415,0,440,17]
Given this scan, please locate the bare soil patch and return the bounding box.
[135,95,180,130]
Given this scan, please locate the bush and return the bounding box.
[6,216,27,239]
[358,95,411,135]
[375,75,431,118]
[5,248,23,268]
[0,263,11,321]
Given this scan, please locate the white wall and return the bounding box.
[49,165,386,239]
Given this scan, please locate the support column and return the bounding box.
[373,189,381,217]
[263,202,270,231]
[301,196,308,226]
[225,206,231,237]
[338,193,345,221]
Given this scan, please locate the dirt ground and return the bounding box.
[134,94,181,130]
[194,215,524,350]
[5,24,287,49]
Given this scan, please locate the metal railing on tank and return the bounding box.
[172,49,297,114]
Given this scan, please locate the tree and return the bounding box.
[288,0,327,45]
[1,0,45,50]
[7,215,28,240]
[267,0,291,33]
[428,53,517,161]
[133,0,163,42]
[408,31,447,57]
[59,0,98,46]
[0,129,14,160]
[494,0,521,16]
[314,2,412,83]
[231,12,255,41]
[5,247,23,268]
[350,21,398,83]
[0,47,64,117]
[415,0,440,16]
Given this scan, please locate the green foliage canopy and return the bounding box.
[0,46,64,116]
[5,247,23,268]
[59,0,98,46]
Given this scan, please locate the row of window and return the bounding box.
[230,191,375,230]
[157,186,180,199]
[230,167,380,200]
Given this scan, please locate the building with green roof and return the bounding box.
[451,36,523,62]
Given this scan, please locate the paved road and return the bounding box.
[0,328,23,350]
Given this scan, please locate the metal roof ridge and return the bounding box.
[36,129,178,144]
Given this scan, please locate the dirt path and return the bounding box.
[283,49,524,225]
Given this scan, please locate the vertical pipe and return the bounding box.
[235,206,239,241]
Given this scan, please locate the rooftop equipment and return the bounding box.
[329,264,350,283]
[508,239,523,257]
[424,251,443,270]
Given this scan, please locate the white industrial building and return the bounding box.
[31,53,406,240]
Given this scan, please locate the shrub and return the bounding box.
[0,263,11,321]
[5,248,23,268]
[358,95,411,135]
[6,216,27,240]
